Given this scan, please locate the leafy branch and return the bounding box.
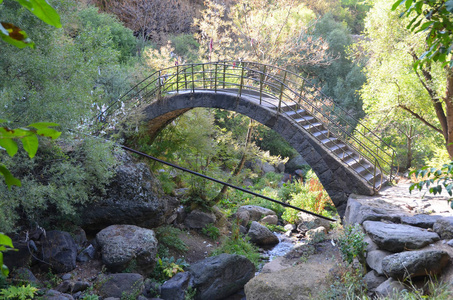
[0,120,61,189]
[0,0,61,48]
[409,161,453,206]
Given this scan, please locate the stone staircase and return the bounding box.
[281,103,385,190]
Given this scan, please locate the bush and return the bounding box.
[0,138,119,232]
[337,224,367,269]
[155,226,188,257]
[202,224,220,240]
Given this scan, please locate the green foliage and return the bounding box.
[151,256,189,282]
[0,121,61,189]
[320,263,366,299]
[410,161,453,205]
[252,125,298,159]
[202,224,220,240]
[0,138,119,232]
[0,233,14,278]
[0,0,61,48]
[155,226,188,257]
[82,295,100,300]
[392,0,453,68]
[157,172,177,195]
[264,224,285,233]
[282,175,334,223]
[0,284,38,300]
[184,286,197,300]
[337,224,367,267]
[170,34,200,63]
[212,221,261,267]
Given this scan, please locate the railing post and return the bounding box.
[390,151,395,183]
[373,159,377,192]
[158,70,162,99]
[192,64,195,93]
[238,63,245,98]
[214,63,218,93]
[184,66,188,90]
[278,71,287,113]
[176,65,179,93]
[202,64,206,89]
[260,65,266,105]
[223,61,226,89]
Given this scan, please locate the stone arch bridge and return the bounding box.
[97,61,395,216]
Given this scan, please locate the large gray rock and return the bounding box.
[79,154,177,231]
[401,214,442,229]
[344,198,403,225]
[96,225,158,274]
[160,271,193,300]
[364,270,387,291]
[260,215,278,225]
[97,273,144,298]
[184,210,216,229]
[42,289,74,300]
[40,231,77,273]
[363,221,440,252]
[382,250,450,279]
[262,162,276,174]
[296,212,331,230]
[375,278,406,298]
[285,154,308,173]
[236,205,276,222]
[189,254,255,300]
[433,217,453,239]
[247,221,279,246]
[366,250,392,275]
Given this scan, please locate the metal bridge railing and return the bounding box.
[96,61,396,191]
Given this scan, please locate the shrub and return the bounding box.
[155,226,188,257]
[0,284,38,300]
[202,224,220,240]
[337,224,367,270]
[151,256,189,282]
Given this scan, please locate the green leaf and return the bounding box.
[0,138,18,157]
[0,253,9,277]
[405,0,413,10]
[0,165,21,189]
[392,0,405,11]
[0,22,35,49]
[21,134,39,158]
[0,234,13,248]
[36,128,61,139]
[14,0,62,28]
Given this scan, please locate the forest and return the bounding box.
[1,0,453,299]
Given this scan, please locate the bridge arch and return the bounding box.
[98,61,395,217]
[141,91,373,216]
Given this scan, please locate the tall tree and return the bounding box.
[359,0,452,165]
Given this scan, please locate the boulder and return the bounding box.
[400,214,442,229]
[42,289,74,300]
[72,281,91,293]
[344,198,403,225]
[3,239,32,270]
[285,155,308,174]
[296,212,331,231]
[79,153,177,231]
[184,210,216,229]
[40,231,77,273]
[160,271,193,300]
[362,221,440,252]
[12,268,39,285]
[276,162,285,173]
[262,162,276,174]
[97,273,144,298]
[247,221,279,246]
[237,205,276,222]
[375,278,406,298]
[76,244,96,263]
[260,215,278,225]
[382,250,450,279]
[366,250,392,275]
[305,226,327,243]
[364,270,387,291]
[96,225,158,274]
[189,254,255,300]
[433,217,453,239]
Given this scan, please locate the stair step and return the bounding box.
[354,165,374,176]
[313,130,329,138]
[329,143,347,155]
[363,172,376,182]
[281,104,299,112]
[338,150,355,160]
[320,137,338,147]
[303,122,323,133]
[294,116,315,125]
[285,109,307,117]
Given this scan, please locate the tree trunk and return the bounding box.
[212,119,254,203]
[406,125,413,170]
[444,69,453,159]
